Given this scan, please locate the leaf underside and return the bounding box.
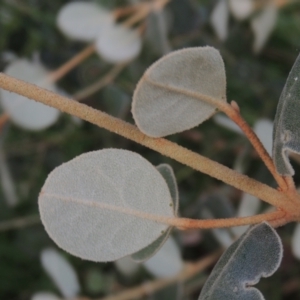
[198,222,283,300]
[273,52,300,175]
[131,164,178,262]
[132,46,227,137]
[39,149,174,262]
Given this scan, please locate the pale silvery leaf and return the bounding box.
[131,163,178,262]
[212,228,234,248]
[31,292,60,300]
[291,223,300,260]
[0,147,18,206]
[198,222,282,300]
[273,52,300,175]
[115,256,139,276]
[146,10,171,55]
[39,149,174,262]
[253,119,273,156]
[41,248,80,298]
[0,59,60,130]
[143,236,184,278]
[56,2,113,42]
[231,193,261,237]
[210,0,229,41]
[229,0,254,20]
[251,4,278,53]
[95,24,142,63]
[132,47,227,137]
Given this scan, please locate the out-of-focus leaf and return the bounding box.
[291,223,300,260]
[251,4,278,53]
[146,10,171,55]
[39,149,174,262]
[253,118,273,156]
[198,222,282,300]
[132,47,227,137]
[95,24,142,63]
[0,59,60,130]
[115,256,139,276]
[31,292,60,300]
[210,0,229,41]
[102,85,131,118]
[131,164,178,262]
[41,248,80,298]
[229,0,254,20]
[0,146,18,206]
[56,1,113,42]
[231,193,261,237]
[273,52,300,175]
[143,236,184,278]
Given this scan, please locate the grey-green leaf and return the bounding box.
[131,164,178,262]
[198,222,283,300]
[273,52,300,175]
[131,227,172,262]
[39,149,175,262]
[156,164,179,215]
[132,46,227,137]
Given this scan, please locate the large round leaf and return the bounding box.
[132,46,227,137]
[0,59,59,130]
[39,149,174,262]
[95,24,142,63]
[57,2,113,42]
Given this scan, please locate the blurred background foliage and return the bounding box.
[1,0,300,299]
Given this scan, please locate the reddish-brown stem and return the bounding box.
[0,73,294,215]
[46,44,95,83]
[167,210,285,229]
[222,103,291,191]
[138,80,292,193]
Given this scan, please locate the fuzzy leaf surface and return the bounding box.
[39,149,174,262]
[198,222,282,300]
[132,46,227,137]
[273,52,300,175]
